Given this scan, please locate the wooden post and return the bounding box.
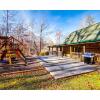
[56,47,58,56]
[8,51,12,65]
[73,47,75,59]
[62,46,64,57]
[70,46,72,57]
[74,47,75,52]
[48,46,50,51]
[48,46,50,55]
[52,47,53,55]
[58,47,60,56]
[83,45,85,53]
[8,55,12,64]
[81,45,86,61]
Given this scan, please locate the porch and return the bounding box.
[48,42,100,64]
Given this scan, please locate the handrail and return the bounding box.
[9,36,24,46]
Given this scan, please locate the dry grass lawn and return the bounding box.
[0,66,100,90]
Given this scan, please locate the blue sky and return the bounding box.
[0,10,100,43]
[22,10,100,43]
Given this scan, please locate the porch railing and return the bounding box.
[71,52,100,64]
[71,52,83,61]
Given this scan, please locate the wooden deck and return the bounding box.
[37,56,97,79]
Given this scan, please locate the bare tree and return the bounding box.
[0,24,5,36]
[38,19,49,52]
[26,15,54,53]
[85,15,95,26]
[46,37,54,46]
[79,15,95,29]
[14,22,27,40]
[56,31,62,45]
[25,21,40,55]
[0,10,17,36]
[3,10,16,36]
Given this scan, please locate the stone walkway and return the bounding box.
[37,56,97,79]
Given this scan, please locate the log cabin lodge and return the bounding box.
[48,22,100,64]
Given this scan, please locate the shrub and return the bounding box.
[39,51,49,56]
[39,52,45,56]
[45,51,49,55]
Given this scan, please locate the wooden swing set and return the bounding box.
[0,36,27,65]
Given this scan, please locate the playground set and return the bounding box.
[0,36,28,65]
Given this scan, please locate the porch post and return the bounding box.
[81,45,86,61]
[62,46,64,57]
[48,46,50,54]
[49,46,50,51]
[83,45,85,54]
[70,45,72,57]
[74,47,75,52]
[56,46,58,56]
[52,46,53,55]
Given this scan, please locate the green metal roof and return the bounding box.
[64,22,100,44]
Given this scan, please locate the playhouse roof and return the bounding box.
[64,22,100,44]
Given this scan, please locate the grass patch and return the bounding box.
[0,66,100,90]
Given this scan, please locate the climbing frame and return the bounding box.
[0,36,28,65]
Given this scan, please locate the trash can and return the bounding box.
[83,52,95,64]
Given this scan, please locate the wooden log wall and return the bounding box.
[85,43,100,53]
